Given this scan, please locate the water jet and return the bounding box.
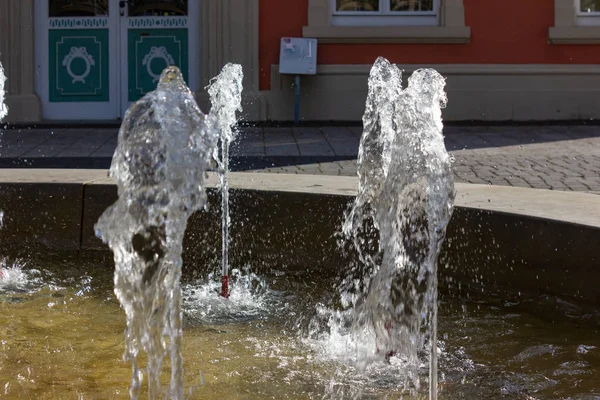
[0,59,599,399]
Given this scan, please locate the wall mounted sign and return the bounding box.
[278,37,317,75]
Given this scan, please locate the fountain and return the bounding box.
[309,57,454,398]
[0,60,7,121]
[0,61,6,280]
[1,58,600,399]
[95,56,455,398]
[94,66,219,399]
[207,63,244,299]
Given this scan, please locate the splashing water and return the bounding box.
[94,66,219,400]
[183,267,281,325]
[313,57,455,398]
[0,61,7,121]
[369,65,454,398]
[0,62,6,281]
[343,57,402,243]
[207,63,244,298]
[0,259,39,294]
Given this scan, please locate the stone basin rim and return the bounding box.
[0,168,598,230]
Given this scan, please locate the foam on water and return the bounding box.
[0,259,49,296]
[0,259,33,293]
[182,267,282,324]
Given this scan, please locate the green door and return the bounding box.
[122,0,196,107]
[41,0,118,119]
[38,0,199,120]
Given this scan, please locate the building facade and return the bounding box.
[1,0,600,123]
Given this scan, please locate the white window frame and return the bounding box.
[576,0,600,26]
[303,0,470,44]
[331,0,440,26]
[549,0,600,43]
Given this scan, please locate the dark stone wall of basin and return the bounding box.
[0,180,598,307]
[81,184,354,278]
[0,182,83,251]
[440,207,600,307]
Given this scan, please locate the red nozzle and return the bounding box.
[219,275,230,298]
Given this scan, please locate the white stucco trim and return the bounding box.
[302,0,470,43]
[549,0,600,44]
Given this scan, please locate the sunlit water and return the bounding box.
[0,259,44,294]
[0,255,599,399]
[0,60,7,121]
[208,63,244,297]
[94,66,219,399]
[336,57,455,397]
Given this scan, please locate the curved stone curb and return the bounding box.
[0,169,598,306]
[0,169,598,228]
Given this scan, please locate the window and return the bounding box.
[303,0,469,43]
[49,0,108,17]
[128,0,188,17]
[578,0,600,26]
[548,0,600,44]
[332,0,439,26]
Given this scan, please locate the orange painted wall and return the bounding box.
[258,0,600,90]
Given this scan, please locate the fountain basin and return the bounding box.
[0,169,598,307]
[0,169,599,398]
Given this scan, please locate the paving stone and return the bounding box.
[320,127,359,156]
[292,127,334,156]
[0,145,38,157]
[1,124,600,193]
[264,130,299,156]
[90,144,118,157]
[233,131,265,156]
[348,126,363,140]
[55,146,98,157]
[233,142,265,156]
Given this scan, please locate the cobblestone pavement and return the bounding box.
[232,125,600,194]
[1,124,599,193]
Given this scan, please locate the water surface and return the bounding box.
[0,254,599,399]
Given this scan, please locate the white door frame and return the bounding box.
[35,0,200,121]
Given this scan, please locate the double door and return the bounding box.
[36,0,199,120]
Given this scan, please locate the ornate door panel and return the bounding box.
[121,0,199,109]
[37,0,119,119]
[48,27,110,102]
[36,0,199,120]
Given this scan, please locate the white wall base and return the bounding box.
[261,64,600,122]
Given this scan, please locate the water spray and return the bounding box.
[95,66,219,399]
[207,63,244,300]
[339,57,455,399]
[0,61,6,281]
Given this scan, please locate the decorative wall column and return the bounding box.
[0,0,42,122]
[198,0,264,120]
